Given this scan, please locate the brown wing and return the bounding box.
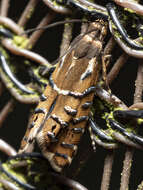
[19,21,107,172]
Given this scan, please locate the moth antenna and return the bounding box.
[20,19,90,35]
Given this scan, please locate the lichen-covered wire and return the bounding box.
[109,119,143,147]
[7,153,88,190]
[94,86,143,150]
[103,37,116,57]
[109,21,143,58]
[0,16,24,35]
[2,38,51,67]
[0,10,54,104]
[107,3,143,50]
[107,53,128,84]
[112,132,143,150]
[100,152,114,190]
[89,118,118,150]
[113,0,143,16]
[0,52,35,94]
[120,148,134,190]
[42,0,71,14]
[134,61,143,103]
[0,99,14,128]
[119,47,143,190]
[95,86,127,109]
[113,110,143,120]
[0,64,39,103]
[78,0,107,14]
[18,0,38,27]
[0,161,36,190]
[66,0,108,20]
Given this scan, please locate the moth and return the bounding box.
[19,20,107,172]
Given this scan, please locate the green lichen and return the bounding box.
[92,92,140,140]
[3,163,27,184]
[0,46,9,60]
[137,118,143,125]
[53,0,64,7]
[0,46,42,98]
[33,66,49,85]
[26,8,34,19]
[0,156,65,190]
[13,35,29,49]
[124,7,135,14]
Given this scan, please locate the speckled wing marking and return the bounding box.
[19,21,107,172]
[19,85,58,153]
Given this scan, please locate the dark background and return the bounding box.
[0,0,143,190]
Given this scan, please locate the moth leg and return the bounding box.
[28,67,48,88]
[38,65,55,78]
[108,119,143,149]
[19,124,36,154]
[89,118,118,150]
